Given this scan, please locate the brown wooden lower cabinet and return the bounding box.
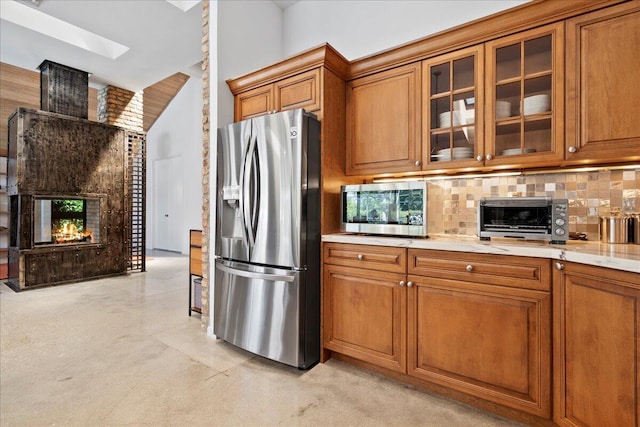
[323,243,640,424]
[553,261,640,427]
[322,243,552,421]
[407,275,551,418]
[323,263,406,373]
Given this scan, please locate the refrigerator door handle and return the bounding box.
[240,133,257,248]
[216,262,295,283]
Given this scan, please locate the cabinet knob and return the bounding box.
[486,154,493,161]
[466,264,474,272]
[476,155,483,162]
[568,146,577,153]
[555,262,564,270]
[399,280,406,287]
[357,254,364,261]
[407,281,414,288]
[415,160,421,167]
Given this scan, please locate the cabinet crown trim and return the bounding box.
[227,43,349,94]
[348,0,626,79]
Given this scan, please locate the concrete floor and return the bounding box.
[0,251,525,427]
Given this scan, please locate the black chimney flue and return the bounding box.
[38,60,89,119]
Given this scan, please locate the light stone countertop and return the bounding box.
[322,233,640,274]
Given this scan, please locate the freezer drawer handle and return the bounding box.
[216,263,295,282]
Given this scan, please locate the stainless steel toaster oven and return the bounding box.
[478,197,568,244]
[341,181,427,237]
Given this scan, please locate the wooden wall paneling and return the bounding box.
[143,72,190,131]
[1,63,100,157]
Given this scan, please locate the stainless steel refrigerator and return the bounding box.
[214,109,321,369]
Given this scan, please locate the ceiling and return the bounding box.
[0,0,204,92]
[0,0,300,92]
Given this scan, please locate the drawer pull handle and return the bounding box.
[466,264,474,272]
[555,262,564,271]
[357,254,364,261]
[407,281,414,288]
[399,280,406,287]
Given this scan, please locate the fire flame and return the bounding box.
[54,224,93,244]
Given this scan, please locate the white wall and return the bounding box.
[206,0,532,333]
[217,0,284,126]
[147,76,203,254]
[282,0,530,60]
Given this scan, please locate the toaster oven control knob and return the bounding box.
[555,228,566,236]
[555,218,565,226]
[466,264,474,272]
[357,254,364,261]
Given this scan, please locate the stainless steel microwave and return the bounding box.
[340,182,427,237]
[478,197,568,244]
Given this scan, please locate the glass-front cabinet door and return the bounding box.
[422,46,484,169]
[485,22,564,167]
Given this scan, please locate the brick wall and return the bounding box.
[97,86,143,132]
[201,0,210,331]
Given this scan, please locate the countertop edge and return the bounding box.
[322,233,640,274]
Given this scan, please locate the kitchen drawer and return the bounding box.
[323,243,406,274]
[409,249,550,291]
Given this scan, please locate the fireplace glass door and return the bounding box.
[34,197,100,245]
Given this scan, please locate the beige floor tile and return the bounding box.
[0,251,524,427]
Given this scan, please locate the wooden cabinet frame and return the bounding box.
[346,63,422,175]
[484,22,565,168]
[422,45,485,170]
[564,3,640,164]
[553,262,640,427]
[407,276,551,417]
[323,263,407,372]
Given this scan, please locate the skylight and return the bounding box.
[166,1,201,12]
[0,0,129,60]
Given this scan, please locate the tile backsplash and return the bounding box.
[426,168,640,241]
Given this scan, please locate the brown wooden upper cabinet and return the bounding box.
[485,22,565,168]
[564,3,640,164]
[423,22,565,171]
[346,63,422,175]
[350,22,565,176]
[235,68,321,121]
[422,45,485,169]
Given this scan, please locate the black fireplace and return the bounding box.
[6,60,145,291]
